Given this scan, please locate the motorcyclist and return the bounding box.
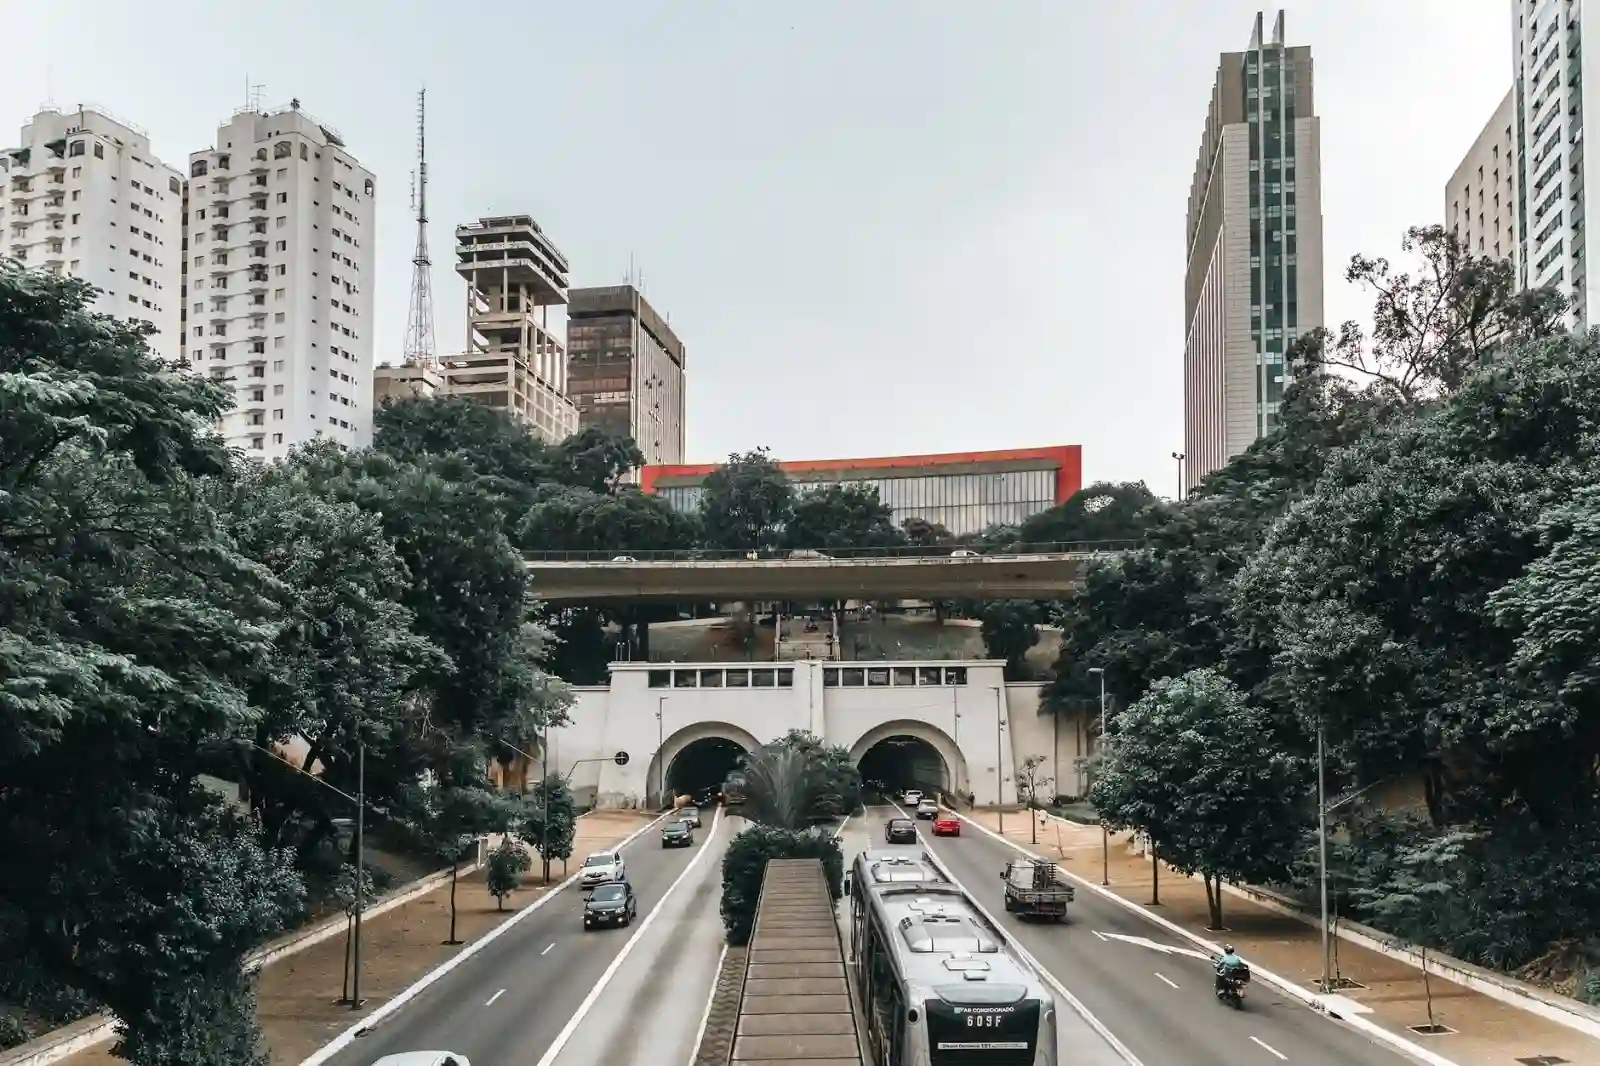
[1214,944,1249,994]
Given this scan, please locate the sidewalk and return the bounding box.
[43,810,654,1066]
[967,809,1600,1066]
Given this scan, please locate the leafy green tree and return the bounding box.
[1090,669,1308,928]
[979,600,1043,680]
[697,449,793,551]
[373,396,558,523]
[518,483,698,554]
[546,425,646,494]
[0,263,304,1066]
[1354,829,1477,1031]
[719,825,843,946]
[1017,481,1156,546]
[485,839,532,911]
[901,516,954,548]
[772,729,862,819]
[784,484,905,551]
[332,862,377,1004]
[521,774,578,881]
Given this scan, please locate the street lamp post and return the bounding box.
[1318,717,1331,994]
[1171,451,1186,500]
[351,739,365,1008]
[656,696,666,811]
[993,686,1005,834]
[1088,667,1108,886]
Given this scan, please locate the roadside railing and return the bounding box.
[522,539,1141,563]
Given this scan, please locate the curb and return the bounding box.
[952,809,1467,1066]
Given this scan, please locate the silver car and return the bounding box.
[370,1053,470,1066]
[578,850,626,887]
[678,806,702,828]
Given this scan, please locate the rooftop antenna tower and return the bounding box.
[401,87,437,367]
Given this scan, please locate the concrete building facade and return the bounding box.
[567,284,686,466]
[440,215,579,443]
[1,106,184,360]
[1182,10,1324,489]
[373,361,442,406]
[1512,0,1590,324]
[1447,89,1519,266]
[185,104,376,459]
[640,446,1082,538]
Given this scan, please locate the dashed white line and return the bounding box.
[485,988,506,1006]
[1250,1035,1288,1060]
[1091,929,1108,942]
[541,942,554,956]
[1154,973,1179,990]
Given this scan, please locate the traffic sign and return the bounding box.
[614,751,630,766]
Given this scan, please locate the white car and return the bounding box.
[678,806,703,828]
[904,789,924,807]
[578,850,626,887]
[370,1053,470,1066]
[951,549,980,558]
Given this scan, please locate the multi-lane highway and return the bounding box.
[864,803,1422,1066]
[312,808,732,1066]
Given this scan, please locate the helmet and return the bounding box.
[1223,944,1235,955]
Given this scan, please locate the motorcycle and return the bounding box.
[1213,960,1250,1009]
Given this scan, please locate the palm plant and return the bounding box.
[738,744,815,830]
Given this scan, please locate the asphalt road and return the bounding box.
[321,809,728,1066]
[870,804,1421,1066]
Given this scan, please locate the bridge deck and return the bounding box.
[734,858,862,1065]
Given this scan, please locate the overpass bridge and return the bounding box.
[522,541,1134,603]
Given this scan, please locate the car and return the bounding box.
[885,817,917,844]
[611,555,637,563]
[677,805,703,828]
[932,814,961,836]
[578,850,626,888]
[583,881,638,930]
[951,549,980,558]
[370,1054,471,1066]
[903,789,924,807]
[915,800,939,820]
[661,821,694,848]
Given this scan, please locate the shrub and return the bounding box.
[485,840,532,911]
[719,824,843,946]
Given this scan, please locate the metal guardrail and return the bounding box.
[521,539,1140,563]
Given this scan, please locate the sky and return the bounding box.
[3,1,1510,492]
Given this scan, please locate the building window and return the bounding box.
[699,669,724,688]
[866,668,890,687]
[191,159,208,177]
[647,670,671,688]
[673,669,698,688]
[752,669,777,688]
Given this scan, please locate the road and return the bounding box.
[320,809,731,1066]
[867,804,1421,1066]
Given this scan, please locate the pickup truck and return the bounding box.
[1000,859,1074,921]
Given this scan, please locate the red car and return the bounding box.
[932,814,961,837]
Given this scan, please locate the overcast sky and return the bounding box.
[4,2,1509,492]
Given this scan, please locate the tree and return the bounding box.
[1354,829,1477,1032]
[1090,669,1308,928]
[901,516,954,548]
[784,484,905,551]
[1017,481,1157,546]
[718,825,843,946]
[545,425,646,494]
[979,600,1043,680]
[1017,754,1053,810]
[0,263,305,1066]
[331,863,377,1004]
[522,774,578,882]
[1300,225,1566,407]
[411,781,518,945]
[485,839,532,911]
[696,449,793,551]
[518,483,698,555]
[771,730,862,820]
[373,396,557,524]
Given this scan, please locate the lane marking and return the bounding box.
[1250,1035,1288,1060]
[1155,973,1179,990]
[485,988,506,1006]
[1098,930,1211,960]
[297,810,672,1066]
[887,803,1146,1066]
[950,809,1469,1066]
[541,943,554,956]
[533,805,725,1066]
[832,811,853,841]
[1091,930,1108,942]
[685,944,730,1066]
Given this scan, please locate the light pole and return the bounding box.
[1318,717,1331,994]
[992,686,1005,834]
[1088,667,1108,886]
[498,734,553,884]
[1171,451,1186,500]
[656,696,667,811]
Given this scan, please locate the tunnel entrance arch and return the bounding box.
[848,720,969,802]
[647,721,761,809]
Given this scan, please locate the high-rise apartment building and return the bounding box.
[1182,11,1325,489]
[1512,1,1588,324]
[183,104,376,459]
[1,106,184,360]
[1447,90,1518,266]
[567,284,686,465]
[440,215,579,443]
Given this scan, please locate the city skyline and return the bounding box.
[2,2,1509,490]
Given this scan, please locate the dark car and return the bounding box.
[583,881,637,930]
[662,821,694,848]
[678,806,703,829]
[885,817,917,844]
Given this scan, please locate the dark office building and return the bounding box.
[566,284,686,467]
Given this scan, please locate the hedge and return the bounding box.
[719,824,844,946]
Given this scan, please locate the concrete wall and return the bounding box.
[549,660,1023,807]
[1006,682,1092,802]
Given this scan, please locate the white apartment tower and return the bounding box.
[1513,1,1592,325]
[441,215,580,442]
[1446,90,1518,267]
[1,107,184,360]
[184,104,376,459]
